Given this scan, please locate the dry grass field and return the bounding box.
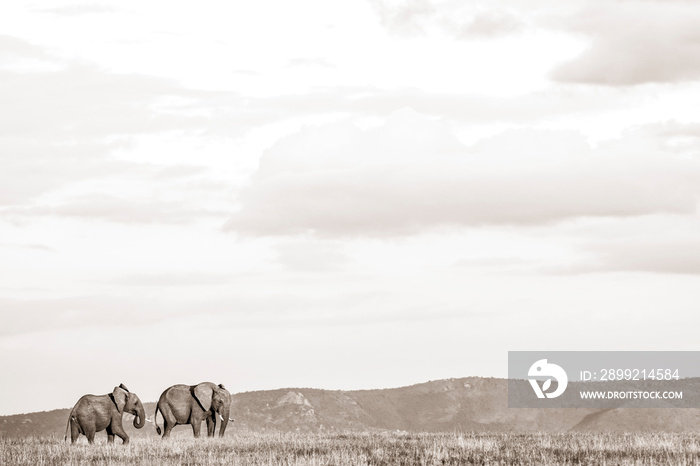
[2,431,700,465]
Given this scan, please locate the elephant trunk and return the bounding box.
[133,402,146,429]
[218,405,231,437]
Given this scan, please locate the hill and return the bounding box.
[1,377,698,438]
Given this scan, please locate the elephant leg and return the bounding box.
[160,404,178,439]
[162,419,174,438]
[191,420,202,437]
[106,425,115,444]
[70,419,80,444]
[85,426,96,444]
[111,421,129,444]
[206,414,216,437]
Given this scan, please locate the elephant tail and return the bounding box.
[64,408,74,443]
[154,403,162,436]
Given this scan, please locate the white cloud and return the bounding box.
[586,239,700,275]
[2,193,227,225]
[368,0,526,39]
[225,111,700,237]
[0,140,130,205]
[287,58,336,69]
[369,0,700,85]
[453,9,524,39]
[0,63,212,139]
[545,213,700,275]
[0,296,155,336]
[549,1,700,85]
[34,5,117,16]
[0,243,54,253]
[232,86,635,126]
[0,34,49,60]
[368,0,436,36]
[0,35,219,207]
[273,241,349,273]
[109,272,234,286]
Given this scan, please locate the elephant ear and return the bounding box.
[194,383,213,411]
[112,386,128,413]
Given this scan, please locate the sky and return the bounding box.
[1,0,700,415]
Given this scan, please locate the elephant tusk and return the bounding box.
[229,418,235,422]
[219,413,224,422]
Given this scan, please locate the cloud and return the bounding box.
[0,63,210,139]
[273,241,349,273]
[557,237,700,276]
[2,194,227,225]
[287,58,336,68]
[368,0,700,85]
[224,111,700,237]
[0,35,220,207]
[550,1,700,85]
[0,140,134,205]
[369,0,436,36]
[589,240,700,275]
[453,256,533,269]
[453,10,524,38]
[368,0,525,39]
[547,211,700,275]
[0,34,50,60]
[34,5,117,16]
[109,273,234,287]
[152,164,211,180]
[0,296,155,336]
[0,243,54,252]
[208,85,637,136]
[0,294,234,337]
[0,288,424,337]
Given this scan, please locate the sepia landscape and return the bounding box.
[6,377,700,438]
[3,0,700,463]
[3,378,700,464]
[4,432,700,465]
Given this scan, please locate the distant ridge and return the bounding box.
[2,377,699,438]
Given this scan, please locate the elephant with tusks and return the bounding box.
[154,382,233,438]
[64,383,146,444]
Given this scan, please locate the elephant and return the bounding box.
[154,382,232,438]
[64,384,146,444]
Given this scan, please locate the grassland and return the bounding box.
[2,431,700,465]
